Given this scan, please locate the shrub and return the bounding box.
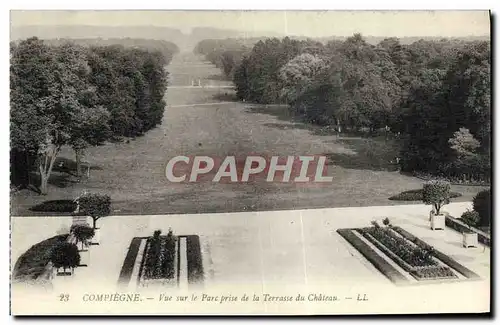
[382,217,391,226]
[389,189,462,201]
[50,242,80,271]
[473,189,491,227]
[30,200,77,213]
[71,224,95,250]
[186,235,204,284]
[422,180,451,215]
[13,234,69,280]
[461,210,480,231]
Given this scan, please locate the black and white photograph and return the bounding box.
[8,9,491,315]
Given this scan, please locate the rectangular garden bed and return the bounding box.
[358,226,457,281]
[337,225,480,284]
[138,233,178,288]
[117,234,204,289]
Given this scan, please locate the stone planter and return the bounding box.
[430,212,445,230]
[463,232,478,248]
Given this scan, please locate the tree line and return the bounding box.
[10,37,174,194]
[195,34,491,182]
[42,38,179,65]
[194,38,268,80]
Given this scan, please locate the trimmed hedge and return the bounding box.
[473,189,491,227]
[13,234,69,280]
[337,228,409,285]
[30,200,77,213]
[117,237,143,288]
[185,235,204,286]
[389,189,462,201]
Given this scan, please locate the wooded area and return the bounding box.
[10,37,175,193]
[196,35,491,183]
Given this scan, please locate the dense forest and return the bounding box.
[195,35,491,183]
[10,37,175,193]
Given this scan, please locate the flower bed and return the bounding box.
[361,227,437,267]
[359,226,457,280]
[119,233,205,289]
[411,266,456,280]
[139,230,177,286]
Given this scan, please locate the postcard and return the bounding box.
[9,10,491,315]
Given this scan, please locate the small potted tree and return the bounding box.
[79,193,111,245]
[71,224,95,267]
[460,210,480,248]
[50,242,80,276]
[422,180,451,230]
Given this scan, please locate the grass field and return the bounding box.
[10,53,488,216]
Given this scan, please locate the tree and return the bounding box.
[444,41,491,152]
[279,53,328,104]
[10,39,113,194]
[335,34,396,132]
[78,193,111,229]
[10,38,57,193]
[449,127,480,158]
[88,45,168,138]
[50,242,80,274]
[400,40,490,180]
[422,180,451,215]
[71,224,95,250]
[66,49,112,177]
[69,105,111,177]
[235,37,305,104]
[399,68,450,173]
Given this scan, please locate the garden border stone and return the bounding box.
[117,237,143,288]
[392,226,481,279]
[337,228,409,285]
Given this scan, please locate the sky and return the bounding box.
[10,10,490,38]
